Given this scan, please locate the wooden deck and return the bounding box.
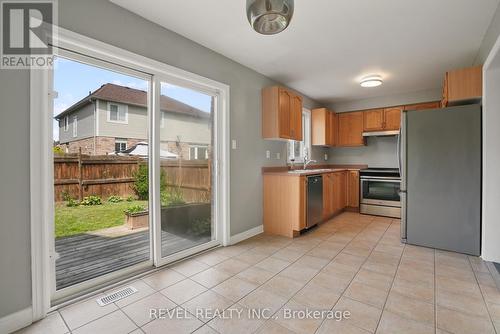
[55,230,210,289]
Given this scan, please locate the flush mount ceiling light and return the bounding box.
[360,75,383,88]
[246,0,294,35]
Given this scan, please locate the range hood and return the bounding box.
[362,130,400,137]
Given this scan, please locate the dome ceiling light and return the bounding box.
[246,0,294,35]
[360,75,383,88]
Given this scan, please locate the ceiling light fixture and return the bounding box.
[246,0,294,35]
[360,75,383,88]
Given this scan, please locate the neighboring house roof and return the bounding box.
[54,83,210,120]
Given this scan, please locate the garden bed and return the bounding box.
[161,203,212,240]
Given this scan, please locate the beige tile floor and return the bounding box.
[15,213,500,334]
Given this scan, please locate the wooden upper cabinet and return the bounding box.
[404,101,441,111]
[311,108,336,146]
[363,107,402,132]
[442,65,482,107]
[291,94,303,141]
[262,86,303,141]
[338,112,365,147]
[384,107,402,130]
[363,109,385,131]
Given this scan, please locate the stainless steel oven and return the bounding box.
[359,168,401,218]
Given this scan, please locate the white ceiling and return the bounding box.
[111,0,499,104]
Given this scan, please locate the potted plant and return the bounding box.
[124,205,148,229]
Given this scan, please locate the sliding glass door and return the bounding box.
[51,52,154,300]
[47,46,225,303]
[152,79,220,265]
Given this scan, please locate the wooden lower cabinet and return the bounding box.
[263,174,306,237]
[263,170,360,238]
[347,170,360,208]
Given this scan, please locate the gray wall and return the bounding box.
[0,0,320,319]
[0,70,32,319]
[330,89,442,112]
[328,136,398,168]
[475,1,500,65]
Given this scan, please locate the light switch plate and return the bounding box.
[276,152,281,159]
[324,153,328,161]
[231,139,237,150]
[266,150,270,159]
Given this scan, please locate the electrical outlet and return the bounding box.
[266,150,270,159]
[324,153,328,161]
[276,152,281,159]
[231,139,237,150]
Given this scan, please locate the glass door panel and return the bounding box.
[52,55,152,293]
[158,81,215,257]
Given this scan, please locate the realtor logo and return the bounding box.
[1,0,56,69]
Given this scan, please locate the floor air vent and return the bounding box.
[96,286,138,306]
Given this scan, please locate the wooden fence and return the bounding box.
[54,152,211,203]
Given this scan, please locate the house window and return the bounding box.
[287,109,311,163]
[107,103,128,123]
[160,111,166,128]
[115,138,127,152]
[63,116,69,131]
[189,145,209,160]
[72,116,78,137]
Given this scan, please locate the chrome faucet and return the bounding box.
[303,149,317,170]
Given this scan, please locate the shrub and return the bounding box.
[66,198,79,207]
[132,165,166,200]
[80,195,102,206]
[160,187,186,207]
[126,196,134,202]
[61,191,71,202]
[108,195,123,203]
[124,204,146,215]
[53,146,64,155]
[187,218,211,237]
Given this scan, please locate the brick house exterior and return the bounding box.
[55,83,211,158]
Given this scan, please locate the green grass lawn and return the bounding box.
[55,200,147,238]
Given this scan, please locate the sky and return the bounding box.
[53,57,212,141]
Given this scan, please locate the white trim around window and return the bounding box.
[63,116,68,131]
[30,27,231,319]
[287,108,311,163]
[107,102,128,124]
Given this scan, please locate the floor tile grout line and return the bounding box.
[248,216,379,334]
[364,220,406,334]
[434,246,437,334]
[200,215,375,333]
[310,216,392,334]
[467,256,499,334]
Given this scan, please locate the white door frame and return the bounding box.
[30,27,231,320]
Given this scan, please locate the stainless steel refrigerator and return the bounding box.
[399,104,481,256]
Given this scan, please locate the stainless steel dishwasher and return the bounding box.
[306,175,323,228]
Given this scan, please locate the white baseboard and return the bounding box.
[229,225,264,245]
[0,307,32,334]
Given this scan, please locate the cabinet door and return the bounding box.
[363,109,384,131]
[339,172,347,209]
[331,112,338,146]
[384,107,402,130]
[278,89,292,139]
[290,94,303,141]
[322,174,332,218]
[347,171,359,208]
[338,112,364,146]
[404,101,441,111]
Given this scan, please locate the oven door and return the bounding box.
[360,177,401,207]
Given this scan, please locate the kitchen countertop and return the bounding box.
[262,165,364,176]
